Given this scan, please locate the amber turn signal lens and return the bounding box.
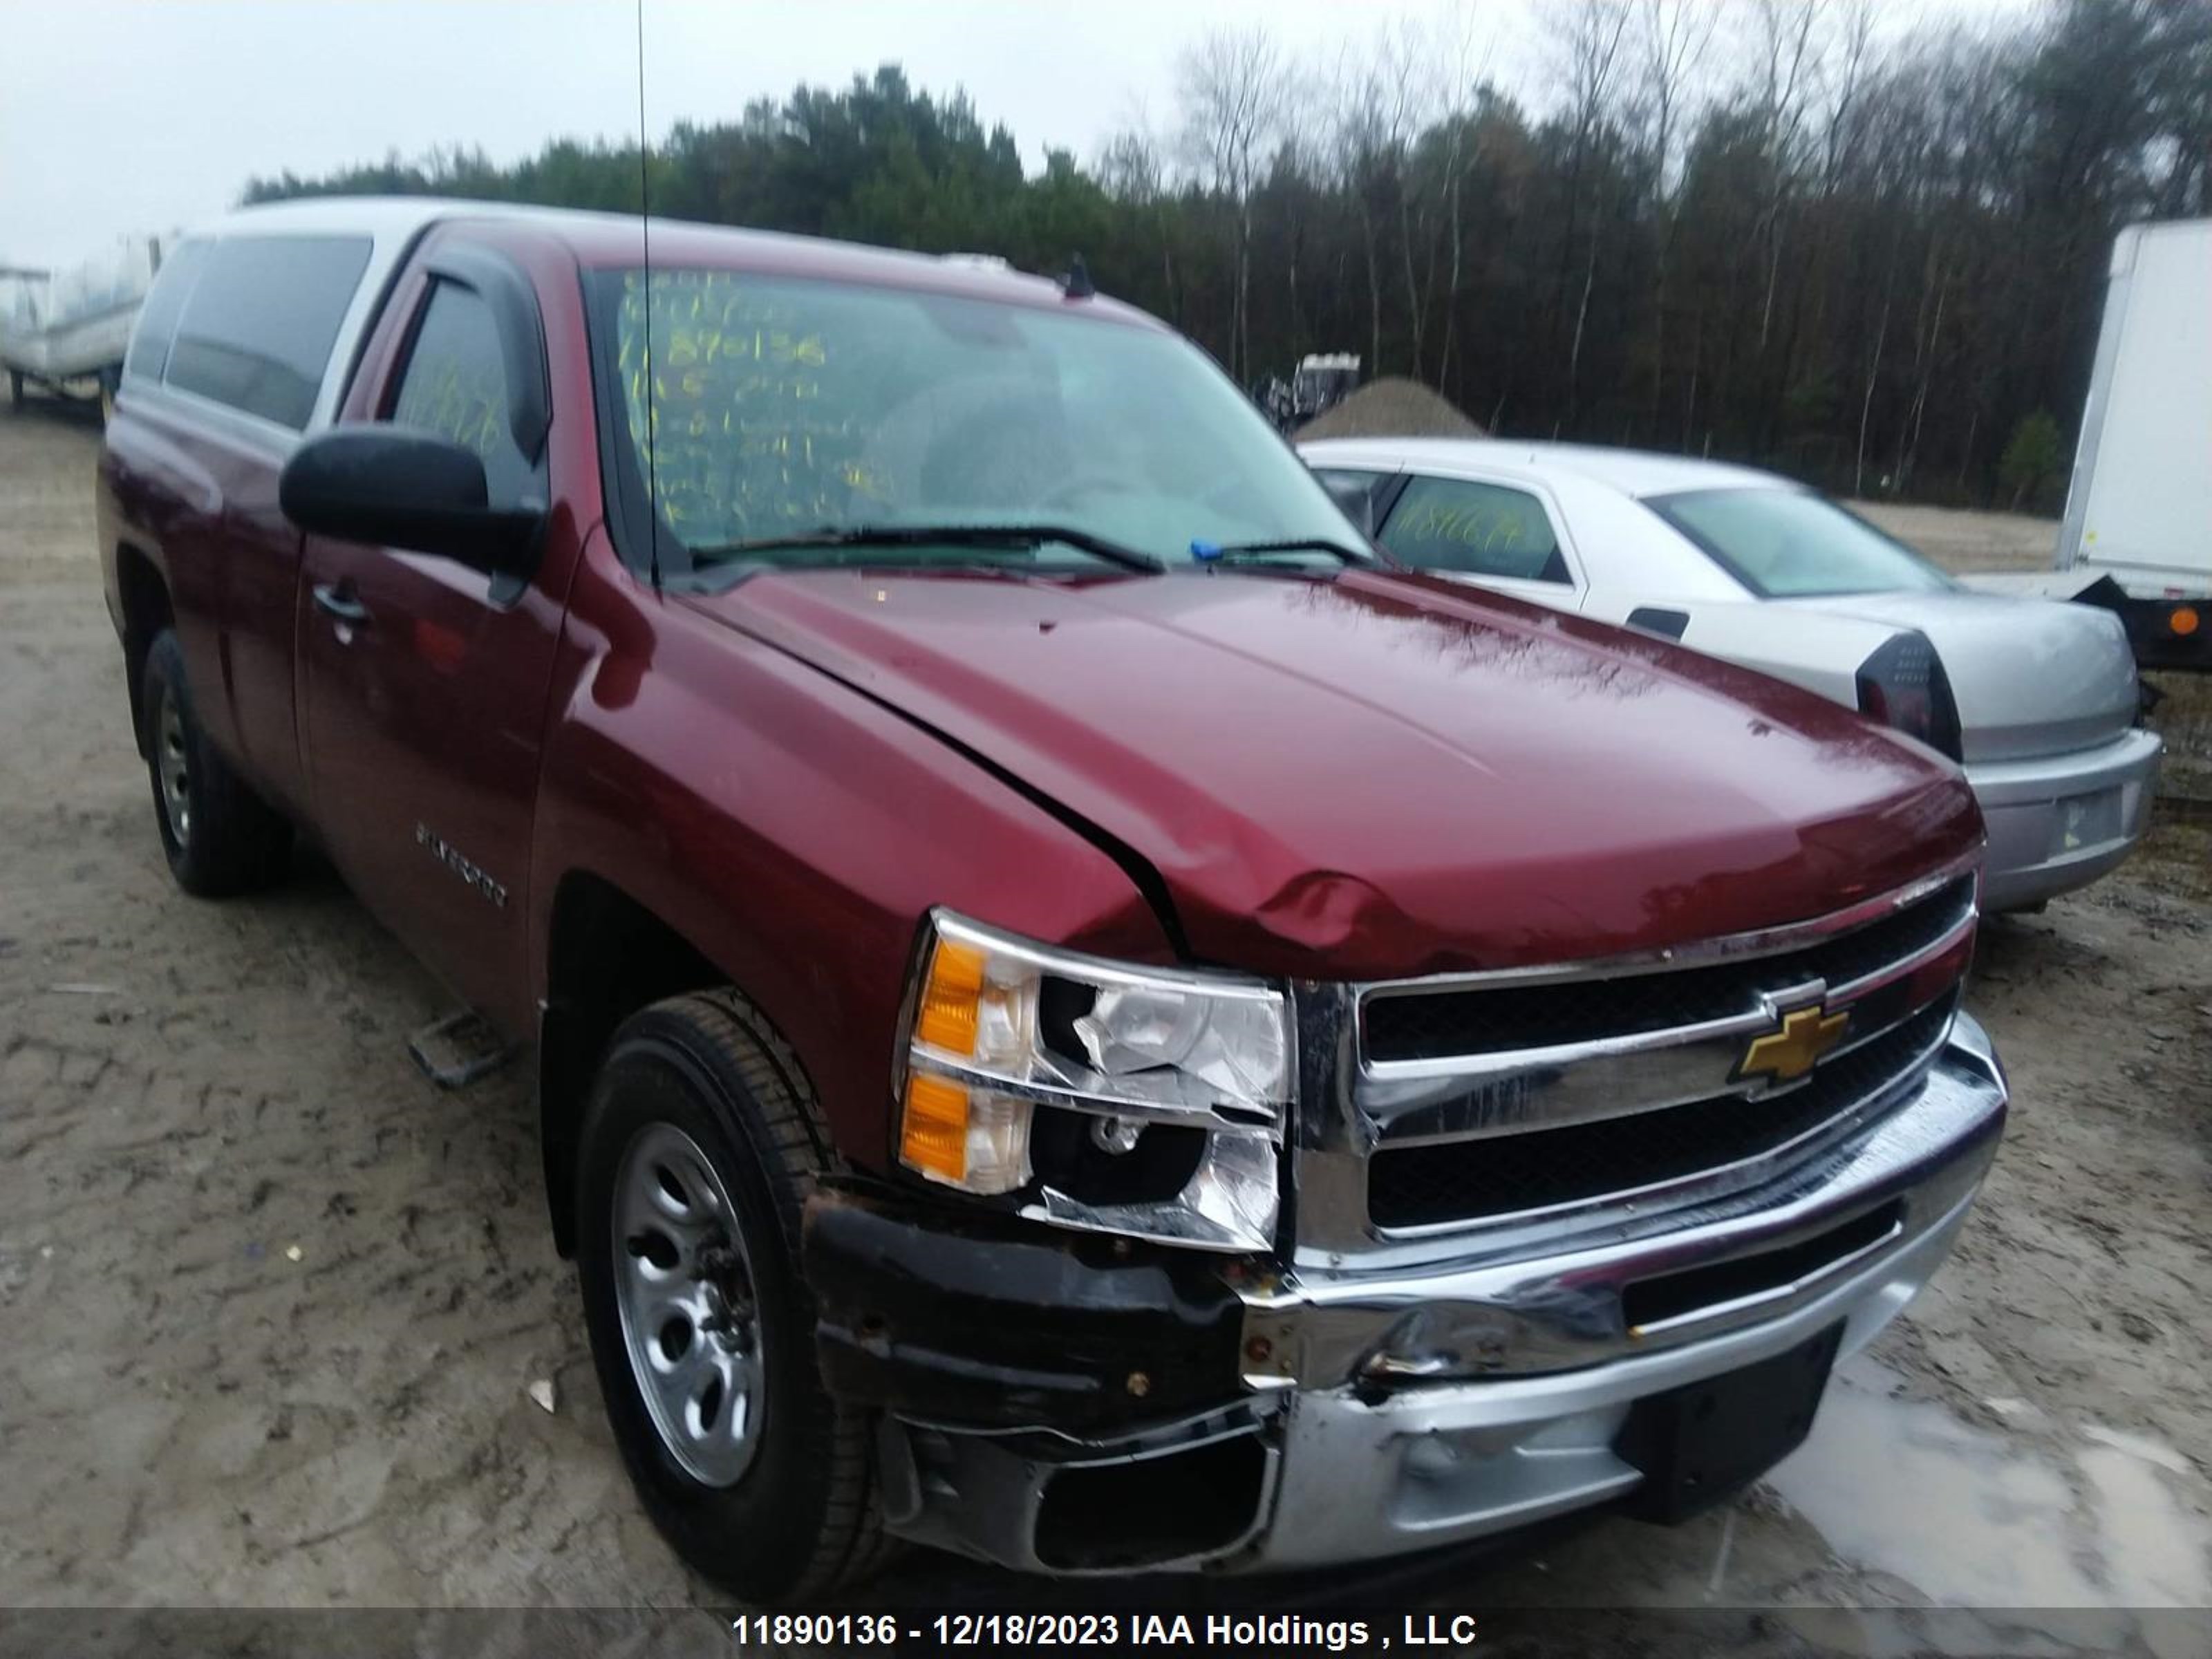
[900,1074,971,1182]
[916,938,986,1054]
[2171,606,2200,637]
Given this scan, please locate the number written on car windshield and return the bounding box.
[593,267,1354,572]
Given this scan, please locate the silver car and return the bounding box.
[1303,438,2162,910]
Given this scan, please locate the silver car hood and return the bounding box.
[1785,590,2139,765]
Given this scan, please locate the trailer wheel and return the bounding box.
[574,988,894,1602]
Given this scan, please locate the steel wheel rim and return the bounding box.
[611,1121,764,1488]
[157,689,191,847]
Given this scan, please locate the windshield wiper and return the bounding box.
[1193,537,1377,566]
[688,523,1165,574]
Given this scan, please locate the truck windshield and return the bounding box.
[1647,487,1955,599]
[590,267,1359,572]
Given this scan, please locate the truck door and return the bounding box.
[297,243,568,1033]
[130,233,374,816]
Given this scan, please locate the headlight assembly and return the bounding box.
[894,909,1292,1250]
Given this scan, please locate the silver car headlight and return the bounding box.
[894,909,1292,1251]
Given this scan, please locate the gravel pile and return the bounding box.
[1294,375,1485,440]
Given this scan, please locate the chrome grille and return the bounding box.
[1342,867,1978,1237]
[1362,875,1975,1063]
[1367,992,1958,1228]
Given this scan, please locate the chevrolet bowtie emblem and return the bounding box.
[1738,1002,1850,1085]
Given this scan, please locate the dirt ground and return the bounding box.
[2,403,2208,1632]
[1850,499,2063,574]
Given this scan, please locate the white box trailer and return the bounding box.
[2055,220,2209,670]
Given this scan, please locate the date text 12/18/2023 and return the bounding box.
[728,1614,1485,1651]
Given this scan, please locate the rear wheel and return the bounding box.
[140,630,292,895]
[574,989,892,1602]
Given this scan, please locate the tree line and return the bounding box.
[244,0,2211,510]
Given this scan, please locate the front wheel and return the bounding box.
[574,990,892,1602]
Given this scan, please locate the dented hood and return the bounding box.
[683,568,1981,980]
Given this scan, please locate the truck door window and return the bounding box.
[164,235,371,429]
[1377,475,1572,584]
[389,282,534,505]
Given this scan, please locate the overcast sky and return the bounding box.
[2,0,2039,270]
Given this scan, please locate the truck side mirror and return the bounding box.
[280,426,543,577]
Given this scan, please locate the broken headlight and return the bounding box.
[894,909,1291,1251]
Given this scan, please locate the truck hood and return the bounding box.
[682,568,1980,980]
[1784,589,2140,764]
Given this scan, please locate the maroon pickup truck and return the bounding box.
[97,199,2007,1600]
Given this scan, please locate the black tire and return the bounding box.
[140,629,292,896]
[6,369,21,409]
[574,989,893,1603]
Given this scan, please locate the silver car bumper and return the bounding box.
[1969,727,2161,910]
[876,1015,2007,1575]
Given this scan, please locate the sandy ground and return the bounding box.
[1850,499,2062,575]
[2,403,2209,1636]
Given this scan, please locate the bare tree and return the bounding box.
[1744,0,1829,350]
[1546,0,1635,422]
[1175,27,1285,381]
[1328,21,1433,377]
[1640,0,1718,437]
[1820,0,1880,194]
[1853,229,1897,496]
[1381,16,1443,382]
[1096,115,1163,203]
[1098,115,1180,323]
[1432,1,1496,395]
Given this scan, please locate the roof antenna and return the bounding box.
[636,0,660,591]
[1061,253,1095,300]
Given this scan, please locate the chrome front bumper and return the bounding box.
[1970,727,2162,909]
[873,1015,2007,1575]
[1234,1012,2005,1568]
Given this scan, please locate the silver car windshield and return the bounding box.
[1648,487,1955,599]
[597,267,1356,570]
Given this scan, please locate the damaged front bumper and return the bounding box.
[802,1014,2007,1577]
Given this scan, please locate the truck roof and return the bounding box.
[146,196,1165,434]
[194,196,1164,327]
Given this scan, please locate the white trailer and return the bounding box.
[0,234,172,420]
[2029,220,2211,671]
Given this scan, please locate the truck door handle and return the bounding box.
[312,582,371,627]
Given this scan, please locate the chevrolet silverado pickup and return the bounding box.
[97,198,2007,1602]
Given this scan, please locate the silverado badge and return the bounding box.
[1737,1001,1850,1085]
